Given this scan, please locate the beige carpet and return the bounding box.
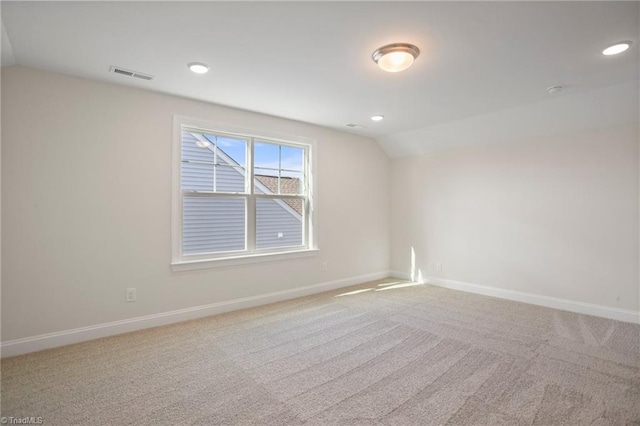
[2,278,639,425]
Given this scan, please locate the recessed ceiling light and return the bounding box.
[372,43,420,73]
[602,41,632,56]
[188,62,209,74]
[371,115,384,121]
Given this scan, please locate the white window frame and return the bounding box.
[171,116,318,271]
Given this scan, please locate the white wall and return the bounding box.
[390,121,639,312]
[1,66,390,342]
[3,65,637,352]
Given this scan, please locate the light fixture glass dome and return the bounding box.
[188,62,210,74]
[602,41,632,56]
[372,43,420,73]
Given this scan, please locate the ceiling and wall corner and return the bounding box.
[0,1,637,157]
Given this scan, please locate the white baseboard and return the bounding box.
[1,271,390,358]
[390,271,640,324]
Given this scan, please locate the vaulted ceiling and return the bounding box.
[2,1,638,157]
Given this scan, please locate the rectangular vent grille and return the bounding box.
[109,66,154,81]
[134,73,153,80]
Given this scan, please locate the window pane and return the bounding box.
[254,142,279,169]
[254,170,278,195]
[214,136,246,167]
[182,162,213,191]
[182,132,214,163]
[280,171,304,195]
[281,145,304,171]
[182,132,213,163]
[216,165,246,193]
[183,197,245,254]
[256,198,303,249]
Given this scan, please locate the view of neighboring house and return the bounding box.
[254,175,303,215]
[181,131,303,255]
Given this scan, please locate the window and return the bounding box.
[172,117,316,270]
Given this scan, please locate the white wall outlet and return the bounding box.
[428,262,434,271]
[126,288,136,302]
[322,262,328,272]
[436,263,443,272]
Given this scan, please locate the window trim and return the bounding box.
[171,115,318,271]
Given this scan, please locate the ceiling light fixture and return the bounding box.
[371,115,384,121]
[602,41,632,56]
[188,62,209,74]
[372,43,420,73]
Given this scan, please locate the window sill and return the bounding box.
[171,248,319,272]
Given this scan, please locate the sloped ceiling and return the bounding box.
[379,80,639,158]
[1,1,638,157]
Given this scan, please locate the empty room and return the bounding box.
[1,1,639,425]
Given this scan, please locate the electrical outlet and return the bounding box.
[436,263,442,272]
[126,288,136,303]
[428,262,434,271]
[322,262,328,272]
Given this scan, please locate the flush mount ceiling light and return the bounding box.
[188,62,209,74]
[372,43,420,72]
[371,115,385,121]
[602,41,632,56]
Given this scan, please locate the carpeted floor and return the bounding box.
[2,278,639,425]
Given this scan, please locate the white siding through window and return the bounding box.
[182,197,246,254]
[256,198,303,249]
[180,131,305,256]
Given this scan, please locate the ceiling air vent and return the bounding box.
[109,66,154,81]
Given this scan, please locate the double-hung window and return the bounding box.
[172,118,316,269]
